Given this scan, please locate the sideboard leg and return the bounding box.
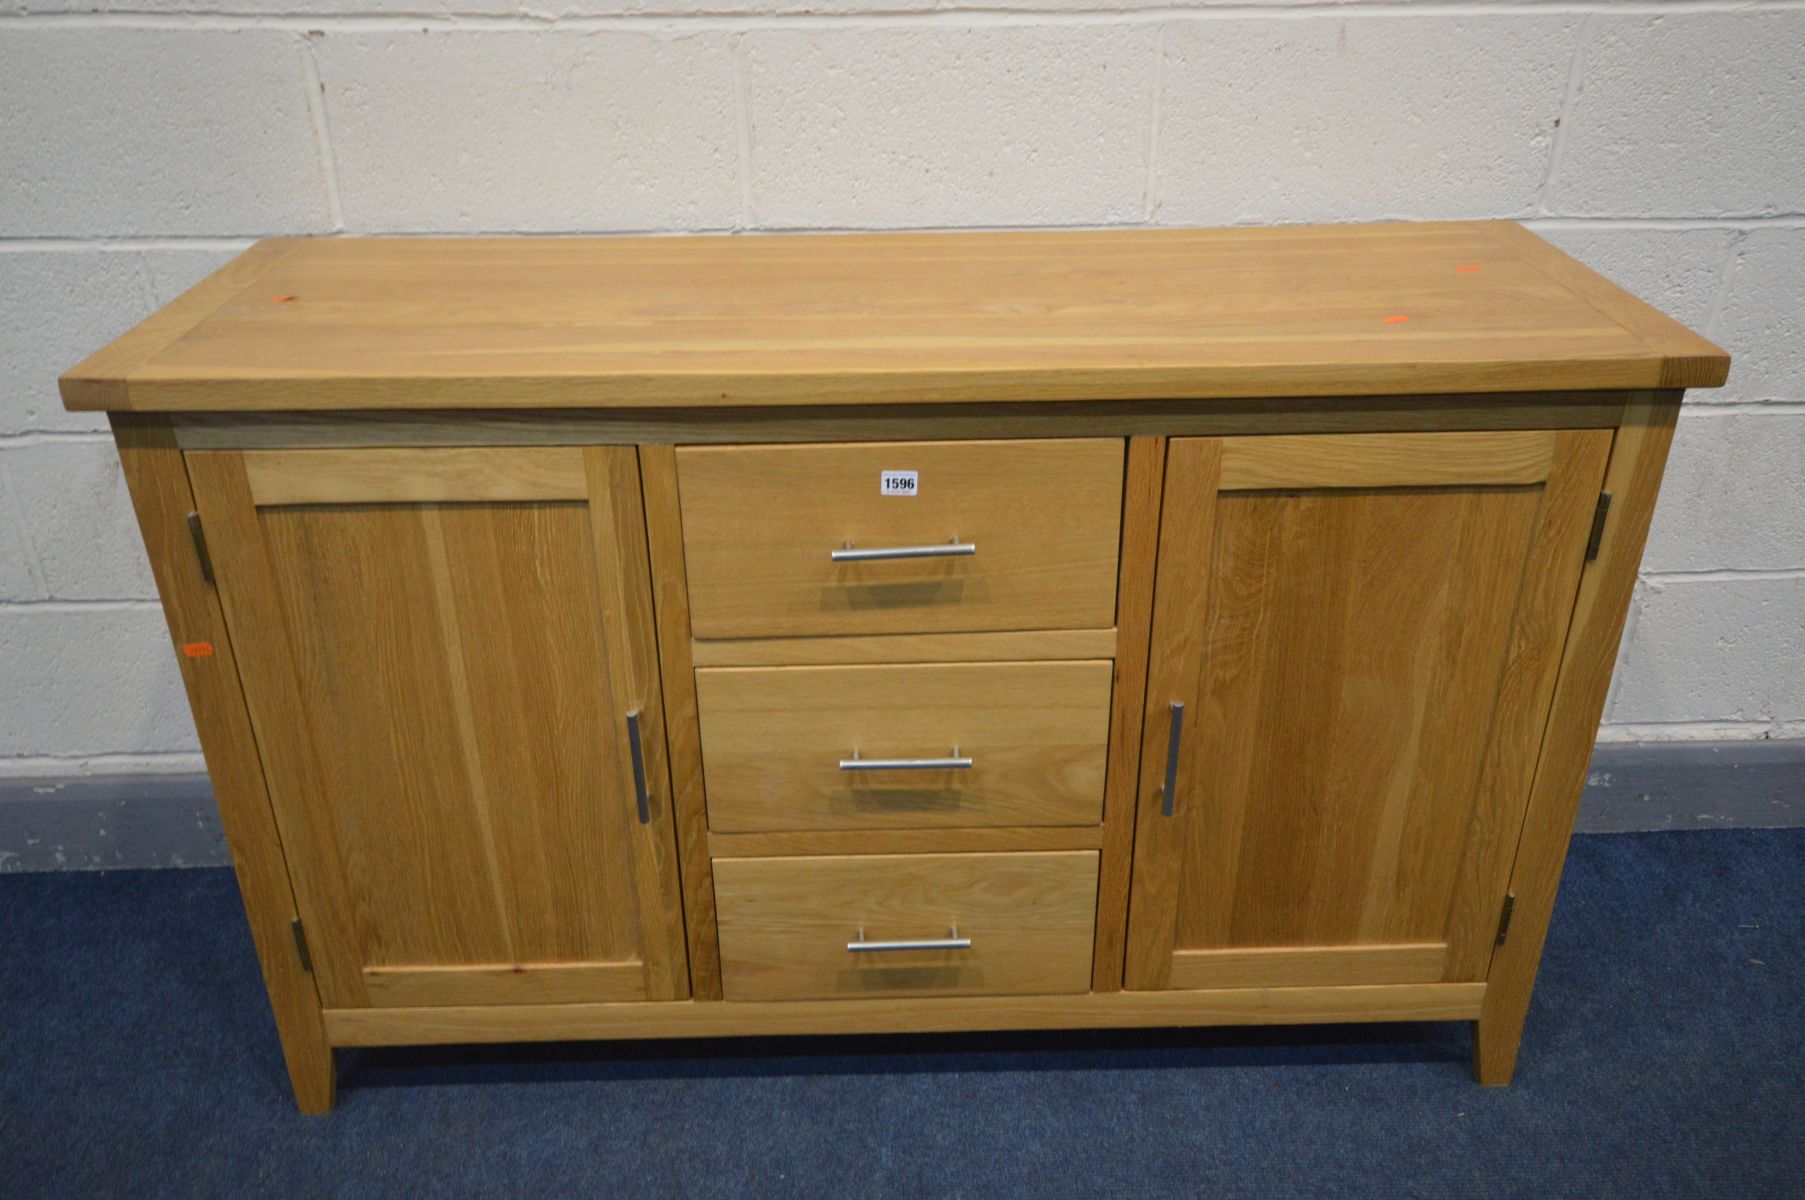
[285,1033,337,1115]
[1471,1015,1522,1086]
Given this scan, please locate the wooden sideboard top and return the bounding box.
[62,221,1727,414]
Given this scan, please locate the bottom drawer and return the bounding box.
[714,851,1099,1001]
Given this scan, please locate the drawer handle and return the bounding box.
[1159,701,1184,817]
[848,926,972,953]
[839,748,974,772]
[625,709,652,824]
[831,537,976,562]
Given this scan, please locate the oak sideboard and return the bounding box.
[62,221,1729,1113]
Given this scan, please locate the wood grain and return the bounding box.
[1092,435,1164,992]
[61,224,1726,412]
[244,447,586,504]
[707,826,1103,858]
[713,852,1098,1001]
[186,447,690,1011]
[323,982,1490,1047]
[362,962,648,1008]
[64,240,305,411]
[690,627,1116,667]
[1170,943,1447,990]
[638,444,722,1000]
[1126,430,1609,991]
[110,415,336,1114]
[694,661,1113,832]
[1218,430,1557,489]
[676,438,1124,638]
[1475,392,1682,1085]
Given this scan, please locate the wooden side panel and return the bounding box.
[695,660,1113,832]
[675,439,1124,638]
[714,852,1099,1001]
[110,415,336,1114]
[639,444,722,1000]
[1092,435,1164,992]
[1476,392,1681,1084]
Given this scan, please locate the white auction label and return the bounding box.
[880,470,919,497]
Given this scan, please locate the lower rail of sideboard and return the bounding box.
[322,982,1487,1048]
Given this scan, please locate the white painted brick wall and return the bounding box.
[1,1,1801,781]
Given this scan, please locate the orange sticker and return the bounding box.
[182,641,215,658]
[269,294,296,303]
[1382,315,1411,324]
[1455,264,1484,273]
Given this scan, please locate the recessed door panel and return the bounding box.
[188,447,688,1008]
[1125,430,1612,991]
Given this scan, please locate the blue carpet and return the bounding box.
[1,828,1800,1198]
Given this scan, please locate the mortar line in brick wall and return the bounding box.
[0,599,165,612]
[1,217,1799,255]
[1701,231,1747,341]
[1534,13,1589,218]
[5,0,1805,34]
[0,460,50,599]
[1595,722,1804,744]
[0,431,115,447]
[1677,400,1805,416]
[0,753,210,780]
[0,238,261,253]
[731,32,755,229]
[1640,568,1805,585]
[299,35,347,233]
[1140,19,1166,223]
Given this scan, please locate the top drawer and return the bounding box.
[676,439,1124,639]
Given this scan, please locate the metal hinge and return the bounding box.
[1584,491,1613,562]
[291,918,314,973]
[186,511,215,584]
[1494,893,1517,947]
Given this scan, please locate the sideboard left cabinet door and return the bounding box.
[186,446,689,1009]
[1124,430,1612,992]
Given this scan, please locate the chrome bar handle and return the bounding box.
[839,748,974,772]
[831,538,976,562]
[625,709,651,824]
[1159,701,1184,818]
[848,926,972,953]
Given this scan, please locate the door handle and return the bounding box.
[1159,701,1184,817]
[625,709,651,824]
[839,748,974,772]
[831,538,976,562]
[848,926,972,953]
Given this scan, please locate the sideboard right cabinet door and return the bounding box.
[1124,430,1612,991]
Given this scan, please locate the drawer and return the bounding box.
[695,660,1114,832]
[714,851,1099,1001]
[676,439,1124,638]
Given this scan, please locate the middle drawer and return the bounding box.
[695,660,1115,832]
